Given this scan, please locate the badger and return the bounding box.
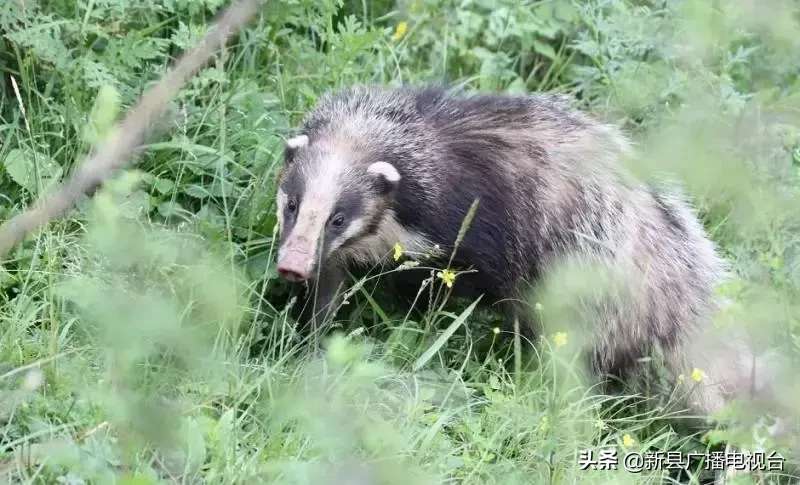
[274,85,774,418]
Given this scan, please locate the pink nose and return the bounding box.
[277,250,312,282]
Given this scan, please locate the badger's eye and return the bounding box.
[287,199,297,213]
[331,214,345,228]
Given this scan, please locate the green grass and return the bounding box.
[1,0,799,483]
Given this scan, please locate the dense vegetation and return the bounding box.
[1,0,799,483]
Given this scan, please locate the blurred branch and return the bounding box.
[0,0,262,259]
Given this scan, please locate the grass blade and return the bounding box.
[413,295,481,372]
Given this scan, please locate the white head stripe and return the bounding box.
[276,189,288,232]
[286,134,309,149]
[367,161,401,183]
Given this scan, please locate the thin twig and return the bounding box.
[0,0,262,259]
[0,347,87,381]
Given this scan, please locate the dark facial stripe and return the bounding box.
[280,166,306,202]
[321,190,367,254]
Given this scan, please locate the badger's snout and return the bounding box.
[277,235,318,283]
[277,247,314,282]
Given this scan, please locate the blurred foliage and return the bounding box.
[0,0,799,483]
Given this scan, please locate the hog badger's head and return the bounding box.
[275,133,402,282]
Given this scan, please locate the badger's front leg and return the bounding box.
[299,263,347,331]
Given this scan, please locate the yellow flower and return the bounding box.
[393,242,404,261]
[691,368,705,382]
[622,434,636,448]
[552,331,568,348]
[437,269,456,288]
[392,21,408,41]
[492,327,501,335]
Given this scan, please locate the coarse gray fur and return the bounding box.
[275,85,774,418]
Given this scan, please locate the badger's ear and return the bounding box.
[367,161,401,194]
[283,134,309,165]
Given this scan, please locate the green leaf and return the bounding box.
[506,77,528,94]
[244,250,276,281]
[216,408,235,451]
[533,39,558,60]
[184,184,211,199]
[413,296,482,371]
[146,140,234,166]
[3,148,62,193]
[0,266,14,288]
[153,177,176,195]
[84,84,121,145]
[157,201,185,218]
[182,417,207,473]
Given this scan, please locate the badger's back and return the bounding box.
[303,86,724,373]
